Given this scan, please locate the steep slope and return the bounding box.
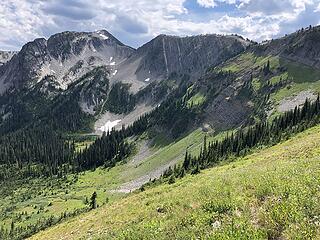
[95,34,250,133]
[0,31,251,134]
[0,30,134,94]
[114,34,250,93]
[184,25,320,131]
[31,124,320,240]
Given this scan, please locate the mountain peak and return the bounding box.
[0,29,134,94]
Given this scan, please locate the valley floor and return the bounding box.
[30,125,320,239]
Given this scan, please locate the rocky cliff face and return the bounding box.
[114,34,250,93]
[0,30,252,133]
[0,30,134,94]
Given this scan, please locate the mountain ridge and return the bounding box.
[0,29,250,134]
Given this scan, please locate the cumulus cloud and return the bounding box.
[197,0,217,8]
[0,0,320,50]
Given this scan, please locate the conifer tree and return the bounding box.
[89,192,97,209]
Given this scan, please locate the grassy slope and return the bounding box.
[218,52,320,104]
[1,128,227,232]
[31,125,320,239]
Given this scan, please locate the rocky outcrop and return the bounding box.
[0,30,134,94]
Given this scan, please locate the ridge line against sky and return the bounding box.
[0,0,320,51]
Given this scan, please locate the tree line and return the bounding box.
[157,96,320,185]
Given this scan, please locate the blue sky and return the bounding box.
[0,0,320,50]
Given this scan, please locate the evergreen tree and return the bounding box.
[89,192,97,209]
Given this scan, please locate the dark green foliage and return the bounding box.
[263,60,271,75]
[89,191,97,209]
[0,207,89,240]
[106,82,136,114]
[0,126,74,178]
[76,129,132,171]
[149,82,197,138]
[0,67,109,134]
[168,175,176,184]
[47,93,94,132]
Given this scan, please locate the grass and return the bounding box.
[271,81,320,103]
[280,58,320,83]
[213,51,320,115]
[218,53,280,73]
[0,128,227,234]
[187,93,206,108]
[252,78,261,91]
[270,58,320,103]
[269,72,288,85]
[31,124,320,239]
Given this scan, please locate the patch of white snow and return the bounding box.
[110,62,116,66]
[98,120,121,132]
[145,78,150,82]
[99,33,109,40]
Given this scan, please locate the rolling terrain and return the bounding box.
[31,125,320,239]
[1,25,320,239]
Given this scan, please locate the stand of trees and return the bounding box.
[159,96,320,182]
[0,126,75,177]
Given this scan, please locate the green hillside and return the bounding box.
[2,27,320,240]
[31,125,320,239]
[0,127,231,239]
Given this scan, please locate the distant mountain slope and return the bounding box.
[0,30,134,94]
[1,26,320,136]
[0,31,250,134]
[30,124,320,240]
[186,25,320,130]
[114,34,250,92]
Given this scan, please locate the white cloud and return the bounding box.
[0,0,319,50]
[197,0,217,8]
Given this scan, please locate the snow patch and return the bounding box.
[98,120,121,132]
[110,62,116,66]
[110,57,113,62]
[99,33,109,40]
[144,78,150,82]
[112,70,118,76]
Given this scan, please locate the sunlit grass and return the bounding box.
[31,125,320,240]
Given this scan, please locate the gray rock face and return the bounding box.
[0,30,252,132]
[114,34,250,93]
[256,26,320,69]
[0,30,134,94]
